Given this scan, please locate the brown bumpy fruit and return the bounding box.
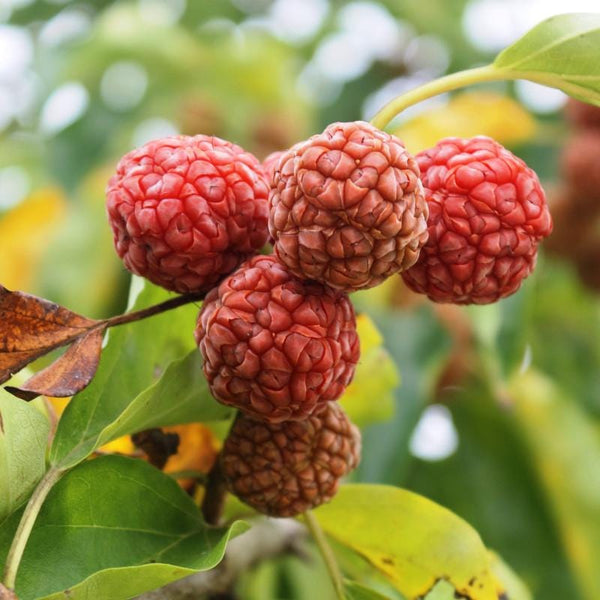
[106,135,269,294]
[402,136,553,304]
[195,255,359,422]
[221,402,361,517]
[269,121,429,292]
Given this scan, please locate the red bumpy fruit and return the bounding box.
[106,135,269,294]
[269,121,429,292]
[221,402,361,517]
[262,150,287,184]
[195,255,359,422]
[401,136,553,304]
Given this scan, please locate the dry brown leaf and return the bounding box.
[6,326,107,401]
[0,285,99,384]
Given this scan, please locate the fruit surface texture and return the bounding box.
[402,136,552,304]
[106,135,269,293]
[195,255,359,422]
[269,121,429,291]
[221,403,361,516]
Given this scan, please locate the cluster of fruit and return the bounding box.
[106,120,552,517]
[547,99,600,291]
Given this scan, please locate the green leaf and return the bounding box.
[10,455,246,600]
[88,350,231,451]
[314,484,499,600]
[509,370,600,600]
[340,314,399,427]
[344,580,394,600]
[0,388,49,523]
[494,13,600,105]
[50,278,204,469]
[37,564,197,600]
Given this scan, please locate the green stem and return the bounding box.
[370,64,509,130]
[304,511,345,600]
[3,467,64,589]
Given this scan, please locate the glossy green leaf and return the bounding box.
[0,388,49,523]
[340,314,399,427]
[494,13,600,104]
[37,564,198,600]
[50,278,202,469]
[10,455,246,600]
[90,350,231,450]
[314,484,499,600]
[509,370,600,600]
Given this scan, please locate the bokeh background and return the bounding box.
[1,1,600,599]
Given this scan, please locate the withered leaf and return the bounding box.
[0,285,98,352]
[0,347,54,385]
[0,285,99,384]
[5,326,107,401]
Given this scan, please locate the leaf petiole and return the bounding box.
[103,290,205,329]
[3,467,65,590]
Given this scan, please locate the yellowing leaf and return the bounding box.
[0,187,67,291]
[340,315,399,427]
[508,370,600,600]
[314,484,498,600]
[393,92,536,154]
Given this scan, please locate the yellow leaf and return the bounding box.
[314,484,498,600]
[0,187,67,291]
[340,315,399,426]
[393,92,536,154]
